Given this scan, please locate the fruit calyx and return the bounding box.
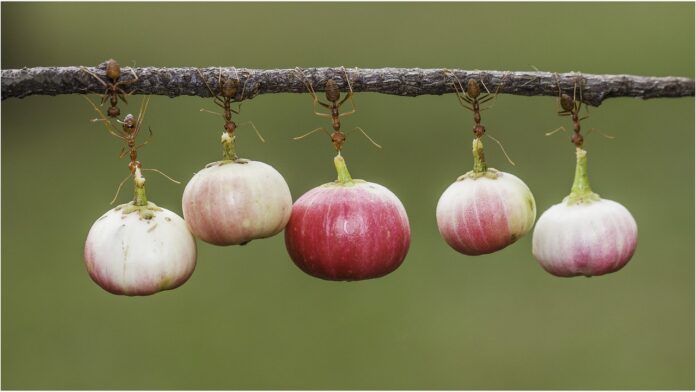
[119,167,162,219]
[205,158,250,168]
[115,201,162,220]
[457,167,501,181]
[564,147,600,205]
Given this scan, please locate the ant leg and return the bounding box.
[337,67,356,117]
[545,126,567,136]
[576,75,591,116]
[294,66,331,113]
[83,96,126,140]
[293,127,330,140]
[134,126,154,149]
[142,168,181,184]
[81,67,109,88]
[586,127,615,139]
[478,71,508,110]
[237,121,266,143]
[197,68,222,100]
[115,68,139,87]
[110,173,134,205]
[134,96,151,134]
[237,67,249,102]
[553,72,565,112]
[347,126,382,149]
[200,108,222,116]
[444,71,474,111]
[486,133,515,166]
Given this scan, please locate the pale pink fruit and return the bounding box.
[436,169,536,255]
[182,159,292,246]
[84,169,197,296]
[532,148,638,277]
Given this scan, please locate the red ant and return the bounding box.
[546,74,614,146]
[197,67,265,160]
[81,59,138,118]
[293,67,381,151]
[443,70,515,165]
[84,95,179,204]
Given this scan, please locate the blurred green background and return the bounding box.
[2,2,694,389]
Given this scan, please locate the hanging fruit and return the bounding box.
[285,67,410,281]
[533,82,637,277]
[83,96,196,295]
[436,72,536,255]
[182,68,292,246]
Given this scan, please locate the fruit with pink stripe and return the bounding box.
[532,148,638,277]
[436,138,536,255]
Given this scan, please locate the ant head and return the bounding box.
[473,124,486,138]
[105,59,121,80]
[224,121,236,133]
[123,114,136,128]
[108,106,121,118]
[560,93,575,112]
[222,79,239,99]
[325,80,341,103]
[128,160,142,173]
[331,130,346,151]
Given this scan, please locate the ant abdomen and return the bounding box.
[325,80,341,103]
[105,59,121,81]
[560,94,575,112]
[466,79,480,99]
[221,79,239,99]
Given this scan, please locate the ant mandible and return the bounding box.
[81,59,139,118]
[293,67,381,151]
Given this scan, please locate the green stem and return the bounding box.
[222,132,238,161]
[133,168,148,206]
[334,153,353,184]
[566,147,599,204]
[472,137,487,173]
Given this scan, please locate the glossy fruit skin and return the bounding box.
[84,204,197,296]
[532,198,638,277]
[285,181,411,281]
[182,160,292,246]
[436,170,536,255]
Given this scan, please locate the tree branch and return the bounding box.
[2,64,694,106]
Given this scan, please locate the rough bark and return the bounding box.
[2,64,694,106]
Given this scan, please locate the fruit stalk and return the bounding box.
[472,137,487,174]
[334,153,353,184]
[222,131,238,161]
[133,167,148,207]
